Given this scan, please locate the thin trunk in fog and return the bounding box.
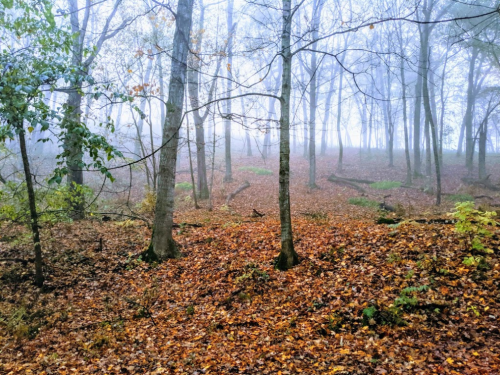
[187,2,221,199]
[134,56,154,160]
[224,0,235,182]
[307,0,323,188]
[321,68,336,155]
[399,44,412,185]
[336,62,344,172]
[421,4,441,205]
[384,64,395,167]
[413,40,424,176]
[129,105,153,187]
[147,0,194,261]
[64,0,126,219]
[185,104,199,209]
[276,0,299,271]
[438,45,450,168]
[299,63,308,159]
[238,90,253,156]
[464,46,479,173]
[263,91,278,159]
[478,117,487,180]
[478,100,499,179]
[425,114,431,176]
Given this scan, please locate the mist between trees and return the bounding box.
[2,0,500,284]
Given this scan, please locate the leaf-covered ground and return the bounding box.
[1,151,500,374]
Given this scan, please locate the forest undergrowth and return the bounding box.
[1,151,500,374]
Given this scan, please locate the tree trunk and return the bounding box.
[425,117,431,176]
[147,0,194,261]
[224,0,235,182]
[413,32,425,177]
[336,65,344,172]
[276,0,299,271]
[18,124,44,287]
[478,119,487,180]
[134,56,154,160]
[63,90,85,219]
[238,88,252,156]
[307,0,322,187]
[400,49,412,185]
[465,46,479,173]
[321,70,336,155]
[421,15,441,205]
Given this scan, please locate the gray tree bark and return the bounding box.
[18,123,44,287]
[276,0,299,271]
[64,0,126,218]
[224,0,235,182]
[147,0,194,261]
[187,2,221,199]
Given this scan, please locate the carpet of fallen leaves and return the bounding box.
[1,150,500,374]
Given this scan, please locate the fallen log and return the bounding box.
[226,181,251,205]
[173,223,203,228]
[327,175,366,193]
[329,173,375,185]
[376,218,457,225]
[461,175,500,191]
[251,209,265,218]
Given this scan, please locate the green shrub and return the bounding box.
[394,285,429,310]
[449,201,497,253]
[175,182,193,191]
[362,305,406,327]
[236,263,270,283]
[370,181,401,190]
[447,194,474,203]
[348,197,379,208]
[0,180,94,223]
[238,166,273,175]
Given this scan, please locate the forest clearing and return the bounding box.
[1,151,500,374]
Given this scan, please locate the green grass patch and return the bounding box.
[348,197,379,208]
[446,193,474,203]
[175,182,193,191]
[238,166,273,175]
[370,181,401,190]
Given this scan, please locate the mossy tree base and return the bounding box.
[143,238,181,263]
[275,239,300,270]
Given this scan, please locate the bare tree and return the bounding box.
[147,0,195,261]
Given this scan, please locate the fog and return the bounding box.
[2,0,500,205]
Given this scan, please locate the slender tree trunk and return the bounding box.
[401,54,412,185]
[478,120,487,180]
[224,0,235,182]
[186,110,199,209]
[336,66,344,172]
[425,117,431,176]
[18,125,44,287]
[465,47,479,173]
[385,66,395,167]
[438,47,449,168]
[147,0,194,261]
[321,73,336,155]
[307,0,322,187]
[134,56,154,160]
[276,0,299,271]
[413,34,425,177]
[239,93,253,156]
[421,24,441,205]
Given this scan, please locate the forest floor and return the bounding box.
[1,149,500,374]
